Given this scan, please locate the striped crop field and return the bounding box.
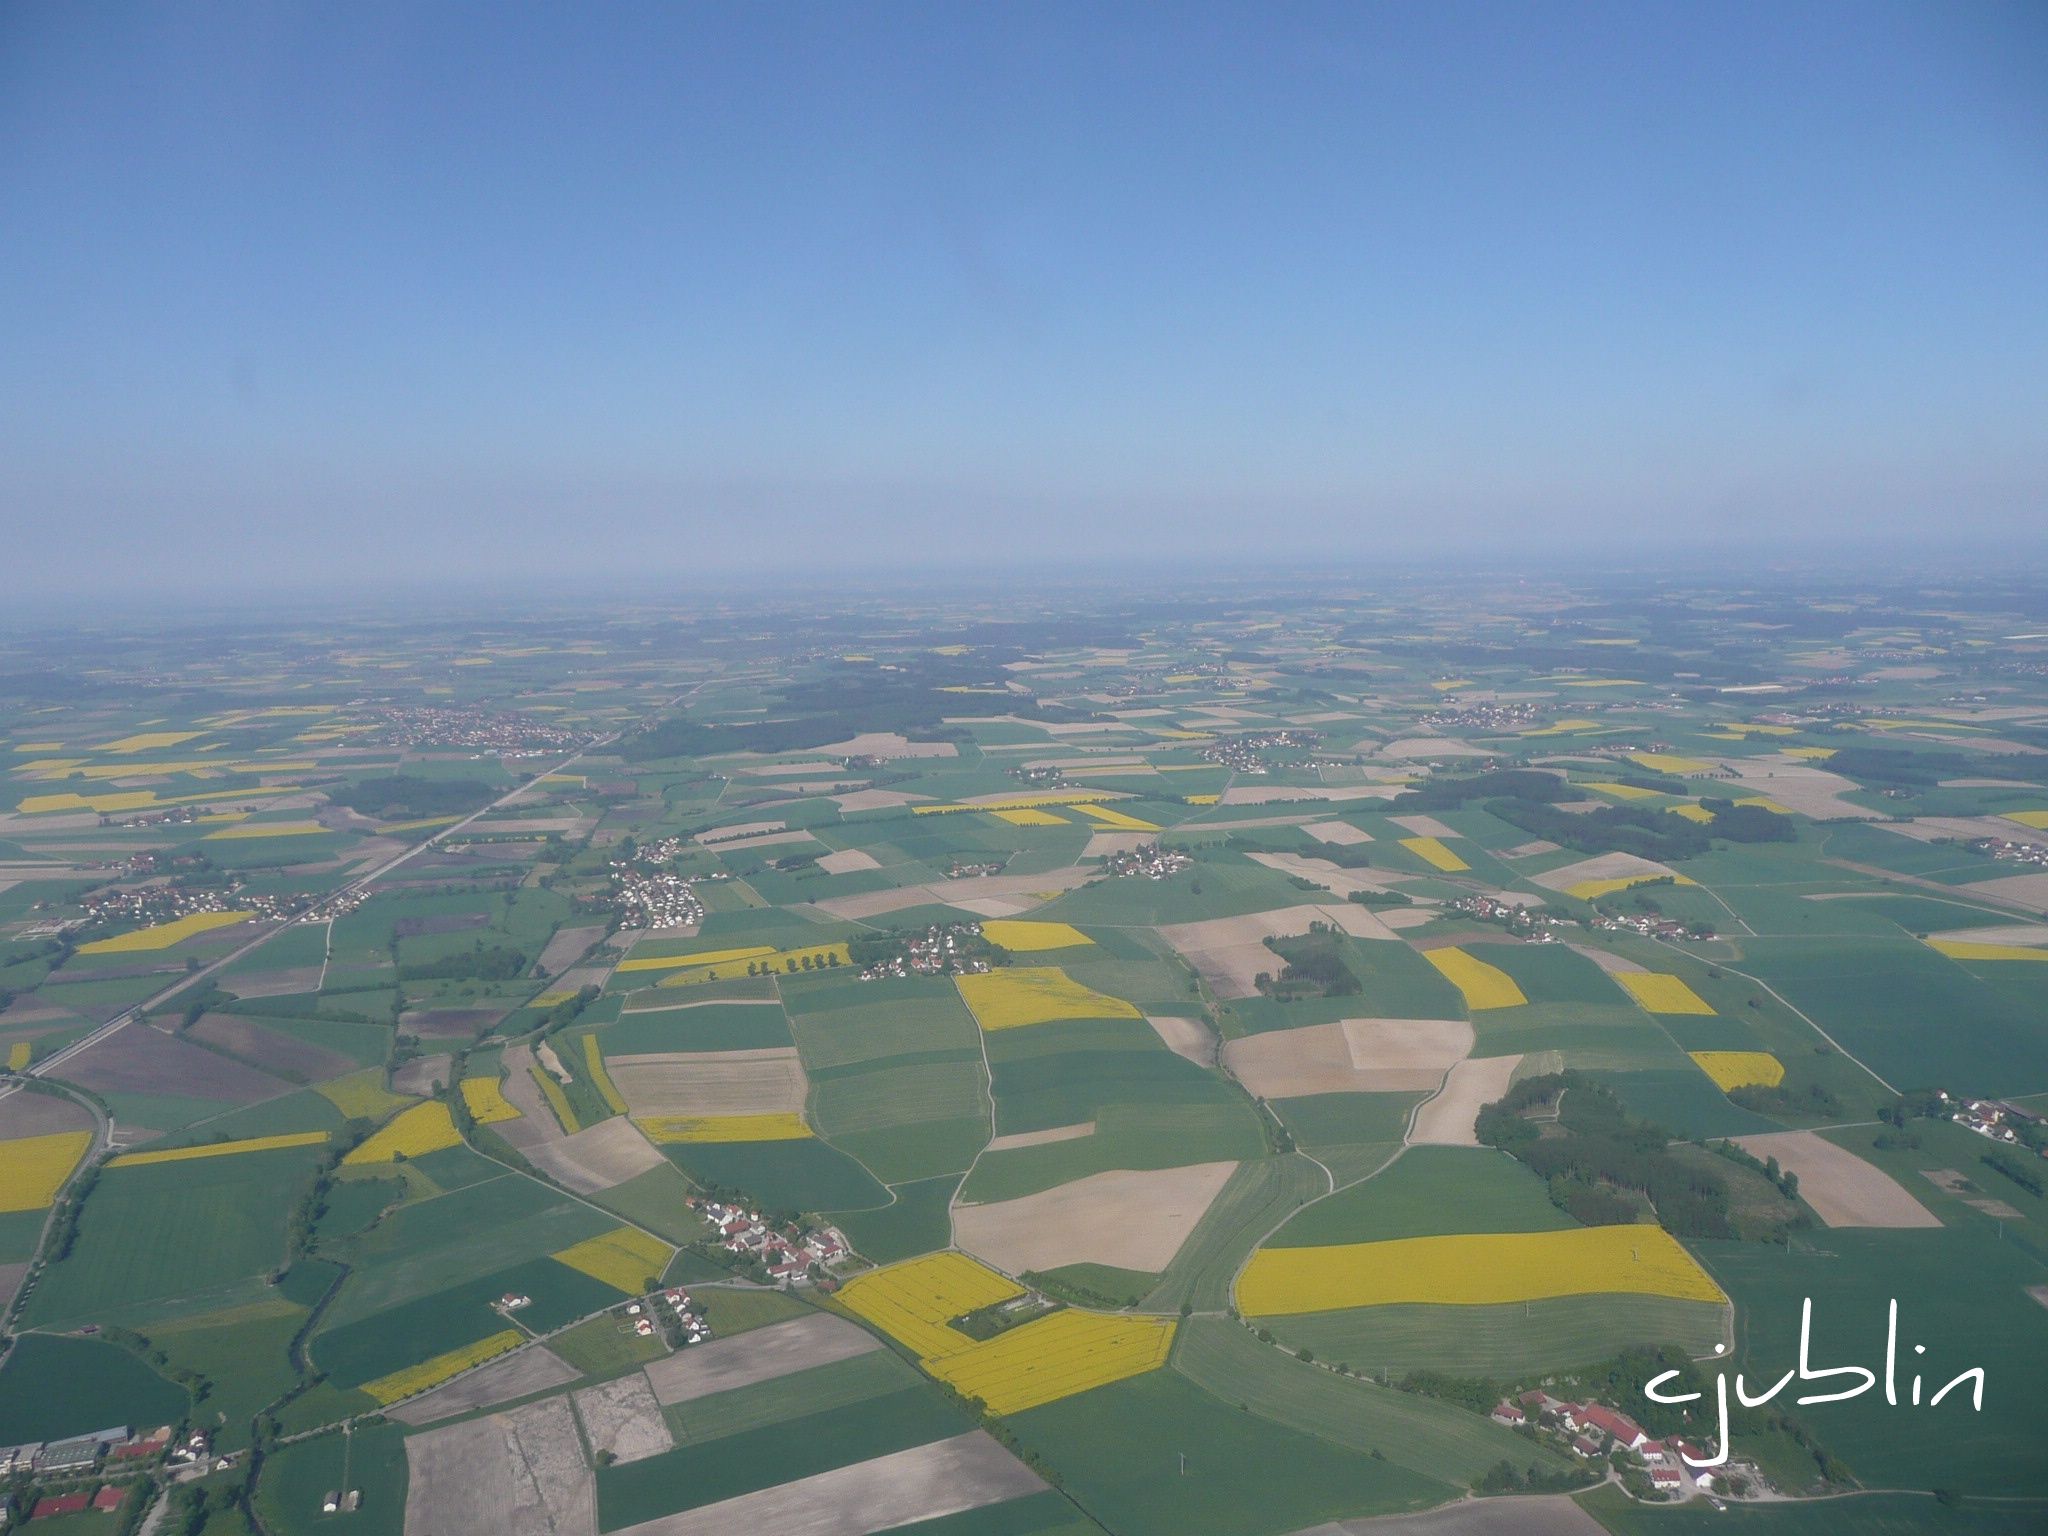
[637,1112,811,1143]
[1689,1051,1783,1092]
[551,1225,673,1293]
[1421,948,1526,1010]
[109,1132,328,1168]
[77,910,254,954]
[1238,1225,1725,1316]
[1614,973,1716,1014]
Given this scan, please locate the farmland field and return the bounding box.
[4,580,2046,1527]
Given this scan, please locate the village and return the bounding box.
[856,922,994,981]
[1489,1391,1758,1503]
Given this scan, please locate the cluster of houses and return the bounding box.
[1492,1393,1742,1498]
[607,855,706,930]
[1203,730,1320,774]
[857,923,992,981]
[1101,844,1192,881]
[1421,702,1545,732]
[1449,893,1568,940]
[370,705,585,751]
[694,1197,849,1285]
[1967,834,2048,872]
[1589,909,1713,942]
[1946,1092,2045,1150]
[0,1427,207,1526]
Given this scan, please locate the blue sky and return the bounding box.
[3,2,2044,594]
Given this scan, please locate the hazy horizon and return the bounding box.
[5,2,2045,599]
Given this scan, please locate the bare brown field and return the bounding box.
[813,732,958,759]
[1922,1169,2026,1222]
[1379,737,1493,759]
[608,1431,1042,1536]
[642,1312,879,1407]
[537,924,608,975]
[1219,785,1398,806]
[387,1345,581,1426]
[59,1023,290,1103]
[522,1117,667,1194]
[403,1396,594,1536]
[1242,852,1413,903]
[1409,1055,1524,1146]
[829,789,932,812]
[1389,814,1460,839]
[609,1047,809,1117]
[1146,1014,1217,1067]
[572,1373,673,1465]
[392,1053,455,1097]
[189,1013,358,1084]
[698,820,788,844]
[1313,1492,1606,1535]
[954,1160,1238,1273]
[1563,944,1644,975]
[1224,1018,1472,1099]
[1733,1131,1940,1228]
[0,1091,92,1141]
[984,1121,1093,1152]
[1082,832,1152,859]
[815,867,1098,921]
[1529,851,1685,893]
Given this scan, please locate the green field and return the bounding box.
[1140,1154,1327,1312]
[254,1422,408,1536]
[0,1333,189,1442]
[1268,1146,1575,1246]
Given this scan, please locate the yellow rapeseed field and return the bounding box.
[2000,811,2048,830]
[1566,874,1697,901]
[956,966,1142,1030]
[1519,719,1603,737]
[1615,973,1717,1015]
[1690,1051,1785,1092]
[19,791,161,814]
[532,1069,580,1134]
[653,941,851,986]
[1422,948,1527,1010]
[1070,804,1161,831]
[616,944,776,974]
[77,910,254,954]
[552,1226,673,1293]
[460,1077,521,1124]
[981,921,1092,953]
[1431,679,1472,691]
[0,1131,93,1212]
[98,731,203,753]
[1666,805,1716,824]
[1399,836,1469,872]
[1584,781,1660,800]
[1184,794,1221,805]
[932,1309,1176,1415]
[913,791,1120,817]
[109,1132,328,1168]
[838,1252,1024,1361]
[1783,747,1836,759]
[6,1041,29,1070]
[361,1330,523,1405]
[993,808,1068,825]
[1628,753,1711,775]
[315,1068,415,1123]
[202,821,328,840]
[343,1102,461,1164]
[584,1037,629,1114]
[637,1113,811,1143]
[1238,1224,1725,1315]
[1926,938,2048,963]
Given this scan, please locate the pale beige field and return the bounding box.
[1304,820,1373,846]
[1242,851,1415,903]
[1156,904,1398,999]
[1564,943,1645,975]
[1733,1131,1940,1228]
[1145,1014,1217,1067]
[1389,813,1460,839]
[403,1397,594,1536]
[984,1121,1094,1152]
[814,848,881,875]
[520,1117,668,1193]
[608,1047,809,1117]
[813,866,1098,921]
[606,1433,1041,1536]
[1223,1017,1473,1098]
[1409,1054,1524,1146]
[1529,850,1686,893]
[953,1161,1239,1274]
[642,1314,880,1407]
[572,1374,673,1466]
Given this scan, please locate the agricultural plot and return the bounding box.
[1419,947,1526,1010]
[957,966,1142,1030]
[954,1160,1238,1275]
[1223,1017,1471,1098]
[1238,1223,1726,1315]
[1155,905,1396,1000]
